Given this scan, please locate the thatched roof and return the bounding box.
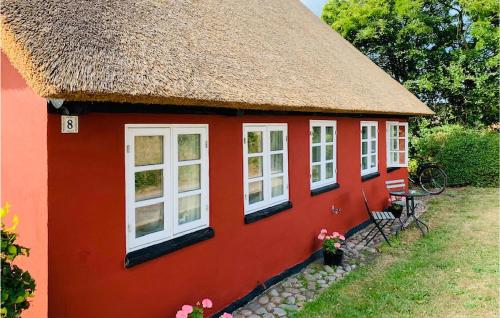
[1,0,433,115]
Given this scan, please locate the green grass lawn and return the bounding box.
[294,187,499,318]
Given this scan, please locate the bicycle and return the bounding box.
[408,163,447,195]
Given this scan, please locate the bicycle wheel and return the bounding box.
[419,165,447,194]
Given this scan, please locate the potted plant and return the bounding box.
[317,229,345,266]
[386,197,404,218]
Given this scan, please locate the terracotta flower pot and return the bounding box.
[323,248,344,266]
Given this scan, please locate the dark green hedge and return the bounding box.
[412,125,499,187]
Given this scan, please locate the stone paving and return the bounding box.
[232,200,427,318]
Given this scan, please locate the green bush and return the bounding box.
[412,125,499,187]
[1,203,36,318]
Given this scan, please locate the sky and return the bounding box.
[300,0,329,16]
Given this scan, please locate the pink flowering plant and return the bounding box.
[317,229,345,254]
[175,298,232,318]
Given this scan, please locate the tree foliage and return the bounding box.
[322,0,499,126]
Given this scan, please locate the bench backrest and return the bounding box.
[385,179,406,192]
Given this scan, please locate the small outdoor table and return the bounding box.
[389,190,429,235]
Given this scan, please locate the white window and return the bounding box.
[360,121,378,175]
[387,122,409,167]
[310,120,337,189]
[125,124,209,252]
[243,124,289,214]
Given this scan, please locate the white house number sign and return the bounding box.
[61,115,79,133]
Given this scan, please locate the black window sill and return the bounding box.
[125,227,214,268]
[387,167,401,173]
[361,172,380,182]
[244,201,293,224]
[311,183,340,196]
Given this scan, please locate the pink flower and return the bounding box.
[325,236,332,240]
[318,233,326,240]
[176,310,188,318]
[332,232,340,238]
[334,242,341,249]
[202,298,213,309]
[181,305,193,314]
[320,229,327,234]
[339,235,345,240]
[220,313,233,318]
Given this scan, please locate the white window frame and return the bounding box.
[310,120,337,189]
[243,124,289,214]
[125,124,209,253]
[386,121,409,167]
[360,121,378,176]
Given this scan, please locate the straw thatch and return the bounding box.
[1,0,433,115]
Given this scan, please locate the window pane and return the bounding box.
[248,131,263,153]
[326,162,334,179]
[248,156,263,178]
[178,134,200,161]
[135,203,164,238]
[135,170,163,201]
[361,126,368,139]
[391,139,398,151]
[361,141,368,155]
[392,152,398,163]
[271,154,283,174]
[399,151,406,164]
[270,130,283,151]
[325,144,334,160]
[399,138,406,151]
[370,155,376,167]
[178,194,201,225]
[326,126,334,142]
[271,176,284,197]
[399,125,406,137]
[371,140,376,153]
[362,156,368,170]
[312,165,321,182]
[249,181,264,204]
[370,126,376,137]
[178,164,200,193]
[391,125,398,137]
[312,146,321,162]
[312,126,321,143]
[135,136,163,166]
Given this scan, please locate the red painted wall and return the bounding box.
[47,112,407,317]
[1,54,48,318]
